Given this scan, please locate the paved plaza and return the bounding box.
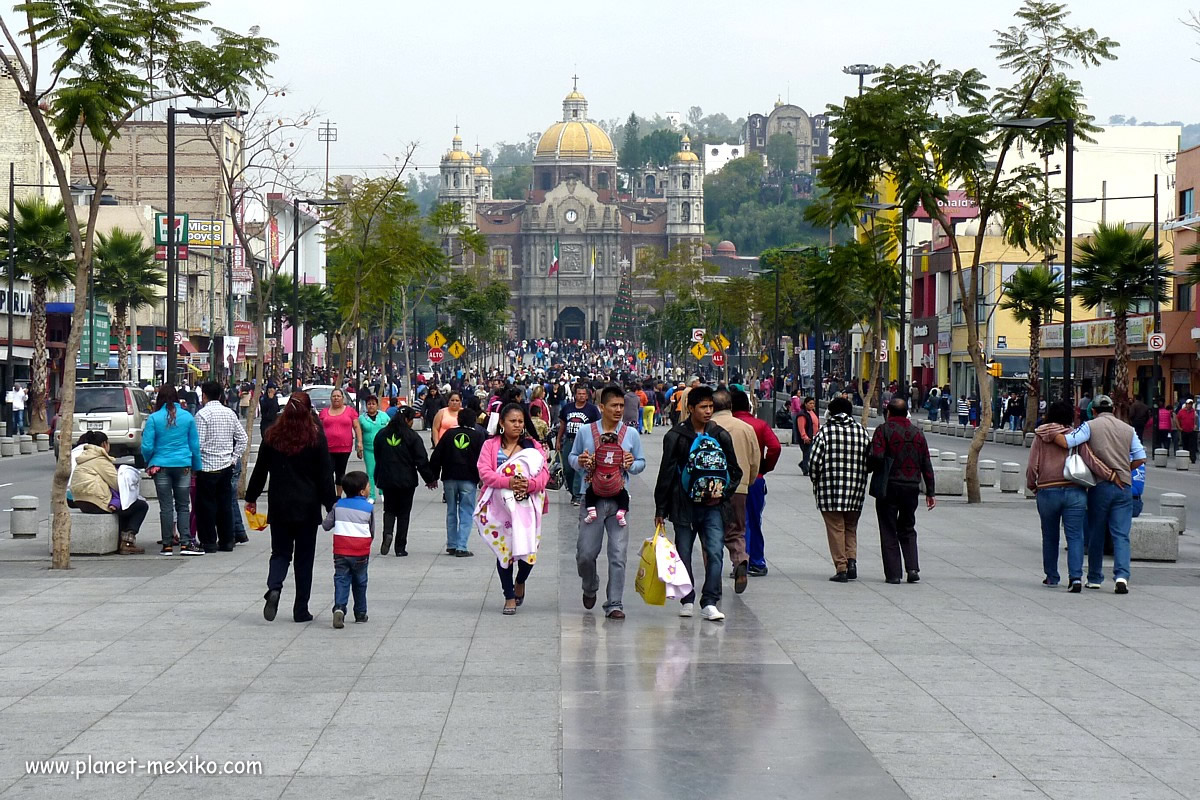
[0,431,1199,799]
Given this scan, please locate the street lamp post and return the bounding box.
[997,116,1075,399]
[843,64,880,97]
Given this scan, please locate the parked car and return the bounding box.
[303,384,336,411]
[52,382,153,466]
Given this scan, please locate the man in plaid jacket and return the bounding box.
[808,396,870,582]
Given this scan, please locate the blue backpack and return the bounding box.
[680,432,730,505]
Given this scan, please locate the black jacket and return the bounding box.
[654,420,742,524]
[245,438,335,526]
[429,424,485,483]
[259,393,279,430]
[373,422,435,491]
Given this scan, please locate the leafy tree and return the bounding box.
[491,165,531,200]
[93,228,162,381]
[712,200,824,254]
[619,113,641,178]
[998,265,1064,430]
[439,269,510,369]
[766,132,798,177]
[1073,223,1170,416]
[0,0,276,567]
[812,0,1117,502]
[405,172,442,213]
[703,155,765,225]
[639,128,682,168]
[0,197,72,433]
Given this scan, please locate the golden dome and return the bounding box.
[565,89,585,101]
[535,121,615,160]
[445,149,472,162]
[474,164,490,176]
[671,149,700,163]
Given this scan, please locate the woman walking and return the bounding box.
[246,392,336,622]
[373,406,437,556]
[430,390,464,447]
[259,384,280,437]
[358,395,389,500]
[319,387,362,496]
[475,403,550,615]
[141,385,203,556]
[789,390,803,446]
[1026,399,1114,591]
[797,396,819,476]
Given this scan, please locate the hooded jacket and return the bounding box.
[1026,423,1114,491]
[373,421,435,491]
[70,444,119,509]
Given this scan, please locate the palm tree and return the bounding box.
[999,265,1063,431]
[93,229,163,381]
[1074,222,1171,418]
[0,198,73,433]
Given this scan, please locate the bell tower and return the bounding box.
[666,132,704,244]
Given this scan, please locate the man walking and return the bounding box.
[557,384,600,506]
[710,388,760,594]
[654,386,742,621]
[809,396,871,582]
[732,388,780,577]
[1052,394,1145,594]
[429,409,485,557]
[569,385,645,619]
[194,380,248,552]
[868,398,935,584]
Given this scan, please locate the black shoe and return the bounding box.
[396,550,408,557]
[886,577,902,584]
[380,533,393,556]
[907,571,920,583]
[846,559,857,580]
[263,589,280,622]
[1068,580,1082,593]
[236,534,250,544]
[454,549,474,558]
[446,547,456,555]
[332,609,345,629]
[829,572,849,583]
[747,565,768,577]
[203,546,219,554]
[354,613,368,623]
[734,562,748,594]
[218,544,235,552]
[294,611,313,623]
[583,593,597,610]
[1115,579,1129,594]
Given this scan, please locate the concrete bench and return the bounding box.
[50,511,120,555]
[932,465,964,496]
[1130,515,1180,562]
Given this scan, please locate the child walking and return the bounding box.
[322,471,373,628]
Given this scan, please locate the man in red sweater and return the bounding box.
[732,389,781,577]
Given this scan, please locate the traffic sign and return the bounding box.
[637,350,648,362]
[173,331,184,346]
[714,333,731,351]
[448,340,466,359]
[877,340,889,362]
[1148,332,1166,352]
[759,353,769,364]
[691,328,706,343]
[426,329,447,349]
[428,347,445,364]
[712,351,726,367]
[690,342,708,360]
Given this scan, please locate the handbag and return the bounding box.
[546,450,564,491]
[1063,446,1097,488]
[635,526,668,606]
[868,455,893,499]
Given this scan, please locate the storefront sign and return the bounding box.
[909,190,980,221]
[0,285,32,316]
[187,219,225,247]
[912,316,938,345]
[1043,315,1150,349]
[937,331,951,355]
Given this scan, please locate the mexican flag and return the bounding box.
[549,239,560,276]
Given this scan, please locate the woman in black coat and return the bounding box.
[246,391,335,623]
[259,385,280,436]
[373,406,437,557]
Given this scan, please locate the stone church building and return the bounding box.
[438,84,704,341]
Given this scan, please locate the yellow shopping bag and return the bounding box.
[635,524,668,606]
[244,508,268,531]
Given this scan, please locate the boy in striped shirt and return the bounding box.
[322,471,374,628]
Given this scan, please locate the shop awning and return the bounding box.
[0,345,34,362]
[178,341,198,355]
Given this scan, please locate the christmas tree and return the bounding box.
[606,267,636,342]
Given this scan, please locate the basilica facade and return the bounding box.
[437,85,704,341]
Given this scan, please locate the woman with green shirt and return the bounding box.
[359,395,390,500]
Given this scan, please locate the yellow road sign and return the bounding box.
[759,353,769,364]
[690,342,708,360]
[425,329,447,349]
[448,340,466,359]
[637,350,648,361]
[714,333,731,351]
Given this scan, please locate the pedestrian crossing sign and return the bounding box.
[426,329,447,349]
[690,342,708,360]
[714,333,730,351]
[637,350,647,361]
[759,353,769,364]
[448,340,466,359]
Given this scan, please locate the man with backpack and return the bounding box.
[569,385,646,619]
[654,386,743,622]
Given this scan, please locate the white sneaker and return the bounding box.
[700,605,725,621]
[678,603,694,618]
[1085,581,1102,589]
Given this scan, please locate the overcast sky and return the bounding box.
[204,0,1199,182]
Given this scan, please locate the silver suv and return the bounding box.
[54,382,153,466]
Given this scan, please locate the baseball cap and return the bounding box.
[1092,394,1114,410]
[1187,399,1194,405]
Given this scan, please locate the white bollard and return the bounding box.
[0,437,16,457]
[1153,448,1168,468]
[10,495,38,538]
[939,451,957,463]
[34,434,49,452]
[999,462,1022,493]
[1175,451,1190,471]
[979,459,997,487]
[1159,493,1187,531]
[17,435,33,455]
[1024,432,1035,448]
[958,454,968,466]
[927,448,940,460]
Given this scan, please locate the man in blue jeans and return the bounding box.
[1053,394,1145,594]
[429,409,485,556]
[654,386,742,622]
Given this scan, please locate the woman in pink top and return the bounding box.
[431,391,464,446]
[319,388,363,497]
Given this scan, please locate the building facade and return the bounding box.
[439,85,704,341]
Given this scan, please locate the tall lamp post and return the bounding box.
[165,106,243,386]
[843,64,880,97]
[291,196,343,387]
[997,116,1075,399]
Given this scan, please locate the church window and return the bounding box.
[646,174,656,193]
[733,148,740,156]
[711,148,719,156]
[682,173,691,190]
[453,173,460,188]
[572,109,579,119]
[596,250,604,268]
[540,171,552,191]
[596,171,609,188]
[491,248,509,271]
[681,203,690,223]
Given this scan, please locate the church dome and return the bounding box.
[671,131,700,163]
[474,164,490,176]
[715,240,737,255]
[443,134,472,162]
[535,121,615,160]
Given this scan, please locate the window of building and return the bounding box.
[711,148,719,156]
[1181,188,1195,218]
[646,175,656,193]
[540,171,552,191]
[572,109,579,119]
[453,173,460,188]
[732,148,739,156]
[681,203,690,223]
[492,248,509,270]
[596,171,608,188]
[1176,280,1193,312]
[682,173,691,190]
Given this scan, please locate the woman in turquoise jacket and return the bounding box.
[358,395,390,500]
[141,385,202,556]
